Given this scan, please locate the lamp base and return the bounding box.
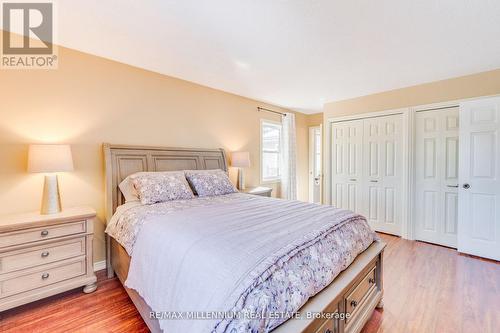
[41,174,62,215]
[237,168,246,190]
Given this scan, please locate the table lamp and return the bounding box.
[231,151,251,190]
[27,144,74,214]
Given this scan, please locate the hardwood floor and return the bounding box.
[0,269,148,333]
[1,233,498,333]
[362,234,500,333]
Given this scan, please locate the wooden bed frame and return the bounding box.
[103,143,385,333]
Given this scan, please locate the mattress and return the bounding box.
[105,193,376,333]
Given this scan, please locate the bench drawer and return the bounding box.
[0,237,86,274]
[0,221,86,248]
[315,319,334,333]
[345,265,377,323]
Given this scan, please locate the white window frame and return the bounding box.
[260,119,282,183]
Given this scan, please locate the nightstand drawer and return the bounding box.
[0,221,86,248]
[0,237,86,274]
[0,256,86,298]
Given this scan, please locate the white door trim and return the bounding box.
[309,125,322,203]
[328,108,406,123]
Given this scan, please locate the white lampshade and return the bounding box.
[232,151,251,168]
[28,144,74,173]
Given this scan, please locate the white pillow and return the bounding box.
[118,176,139,203]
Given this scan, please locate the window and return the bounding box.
[261,120,282,182]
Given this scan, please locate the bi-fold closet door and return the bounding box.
[414,107,460,248]
[330,120,363,213]
[331,114,404,236]
[362,115,404,236]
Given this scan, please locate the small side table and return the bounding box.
[241,186,273,197]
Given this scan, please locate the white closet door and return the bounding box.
[362,115,403,235]
[458,97,500,261]
[331,120,363,211]
[415,107,459,247]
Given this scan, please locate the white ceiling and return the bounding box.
[34,1,500,112]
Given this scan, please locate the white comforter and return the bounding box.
[106,194,375,333]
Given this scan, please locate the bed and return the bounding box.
[103,143,385,333]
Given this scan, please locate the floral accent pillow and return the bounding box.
[184,169,238,197]
[130,171,194,205]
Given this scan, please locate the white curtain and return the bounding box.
[280,112,297,200]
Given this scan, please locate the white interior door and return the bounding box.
[415,107,459,248]
[458,97,500,261]
[331,120,363,211]
[309,126,322,203]
[362,115,403,235]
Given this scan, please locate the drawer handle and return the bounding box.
[350,300,358,308]
[41,251,50,258]
[41,230,49,237]
[41,273,50,280]
[370,180,378,183]
[325,330,333,333]
[369,277,376,284]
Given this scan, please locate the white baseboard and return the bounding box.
[93,260,107,272]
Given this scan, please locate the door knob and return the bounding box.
[462,183,471,189]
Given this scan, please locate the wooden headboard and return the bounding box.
[103,143,228,222]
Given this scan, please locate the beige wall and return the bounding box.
[324,69,500,118]
[0,44,320,263]
[306,113,323,126]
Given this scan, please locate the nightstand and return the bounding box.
[0,207,97,311]
[241,186,273,197]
